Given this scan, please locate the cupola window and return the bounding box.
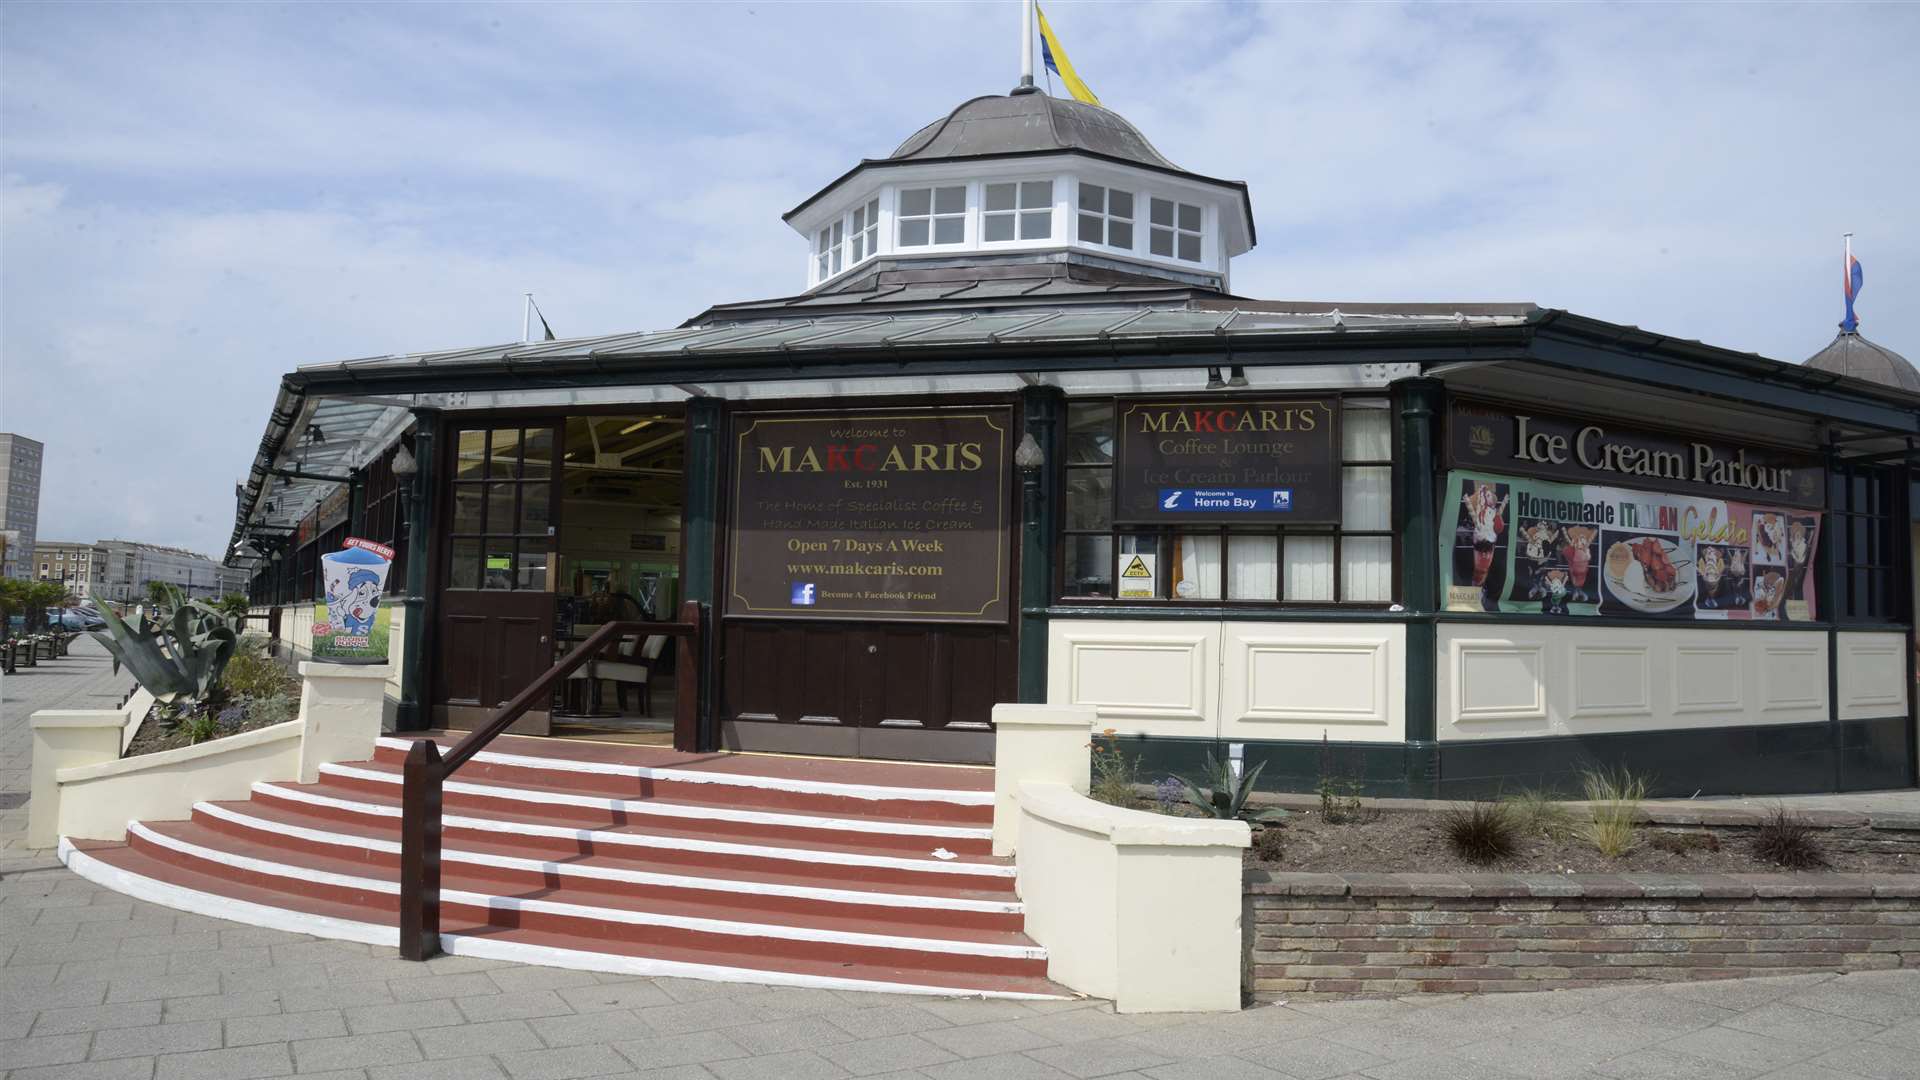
[1077,184,1135,250]
[849,198,879,263]
[1149,197,1203,262]
[898,185,966,246]
[814,220,844,279]
[983,180,1054,242]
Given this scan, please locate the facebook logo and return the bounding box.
[790,582,817,606]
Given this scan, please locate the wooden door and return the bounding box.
[434,424,560,734]
[719,620,1014,763]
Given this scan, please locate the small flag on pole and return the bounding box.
[1840,241,1864,333]
[1036,3,1100,106]
[529,295,557,342]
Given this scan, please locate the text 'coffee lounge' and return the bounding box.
[225,83,1919,799]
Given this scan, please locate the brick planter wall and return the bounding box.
[1245,871,1920,998]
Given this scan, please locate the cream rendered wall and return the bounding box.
[1046,619,1406,743]
[1836,631,1910,722]
[1436,624,1829,741]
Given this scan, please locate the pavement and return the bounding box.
[3,639,1919,1080]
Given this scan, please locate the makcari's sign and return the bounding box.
[1115,398,1341,524]
[1447,398,1825,509]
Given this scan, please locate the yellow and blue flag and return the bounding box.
[1037,4,1100,107]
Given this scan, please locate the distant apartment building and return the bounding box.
[0,433,43,580]
[35,538,247,604]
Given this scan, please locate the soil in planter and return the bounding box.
[123,698,295,757]
[1242,810,1920,876]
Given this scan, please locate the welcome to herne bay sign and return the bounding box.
[727,408,1009,623]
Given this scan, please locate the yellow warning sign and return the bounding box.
[1117,552,1157,599]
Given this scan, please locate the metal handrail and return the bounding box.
[397,599,705,960]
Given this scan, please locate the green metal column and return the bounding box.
[1017,386,1063,703]
[1821,443,1842,790]
[1398,379,1443,794]
[395,410,439,733]
[680,397,722,750]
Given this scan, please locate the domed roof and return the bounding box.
[1805,331,1920,393]
[889,90,1180,171]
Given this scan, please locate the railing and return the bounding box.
[397,599,705,960]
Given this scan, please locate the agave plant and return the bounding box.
[1179,754,1289,823]
[90,584,241,704]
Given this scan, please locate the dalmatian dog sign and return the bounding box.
[313,537,395,662]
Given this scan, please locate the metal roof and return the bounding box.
[891,91,1180,171]
[1805,330,1920,393]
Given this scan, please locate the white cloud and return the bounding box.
[2,1,1915,559]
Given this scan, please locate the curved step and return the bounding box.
[188,800,1026,932]
[373,735,994,823]
[318,761,995,856]
[61,838,1067,1000]
[251,780,1014,892]
[119,821,1047,977]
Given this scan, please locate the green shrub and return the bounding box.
[178,711,221,745]
[1179,753,1289,824]
[1089,731,1141,808]
[1751,806,1828,870]
[1503,788,1577,840]
[1581,766,1647,858]
[1316,734,1366,824]
[221,639,296,700]
[242,693,297,728]
[1440,801,1521,864]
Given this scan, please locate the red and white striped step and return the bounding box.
[59,732,1067,999]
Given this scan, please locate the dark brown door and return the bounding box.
[719,620,1014,763]
[434,424,560,734]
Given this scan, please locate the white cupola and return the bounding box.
[783,88,1255,294]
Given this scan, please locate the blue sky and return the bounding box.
[2,1,1915,560]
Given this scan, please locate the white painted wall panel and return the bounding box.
[1046,622,1219,737]
[1437,625,1828,741]
[1219,624,1404,743]
[1837,631,1910,721]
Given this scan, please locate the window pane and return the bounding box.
[488,428,522,478]
[817,227,832,253]
[521,428,552,479]
[1065,469,1112,531]
[933,217,964,244]
[486,484,516,534]
[1343,466,1391,531]
[516,544,547,591]
[1110,190,1134,218]
[1066,402,1114,463]
[1110,221,1133,249]
[1173,534,1222,600]
[985,183,1017,212]
[816,253,829,277]
[1150,227,1173,257]
[900,188,930,216]
[850,233,865,261]
[519,483,551,532]
[455,430,487,480]
[1063,535,1113,598]
[1178,203,1202,231]
[984,214,1014,242]
[1341,537,1393,602]
[452,485,484,534]
[1119,534,1167,599]
[1227,533,1278,600]
[832,248,843,272]
[831,221,843,243]
[1150,197,1173,226]
[900,219,929,246]
[1079,213,1104,242]
[865,197,878,220]
[850,206,866,231]
[1021,180,1052,206]
[1019,210,1050,239]
[933,185,965,214]
[1284,535,1334,602]
[1178,233,1201,262]
[1343,405,1392,460]
[1079,183,1104,211]
[449,539,480,589]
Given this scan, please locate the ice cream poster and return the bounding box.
[313,537,395,662]
[1442,471,1820,622]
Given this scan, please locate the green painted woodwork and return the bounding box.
[395,412,437,732]
[1018,386,1063,703]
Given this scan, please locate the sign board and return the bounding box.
[1114,399,1340,523]
[312,537,394,662]
[1446,398,1825,510]
[1442,470,1820,622]
[1116,552,1157,599]
[727,409,1011,623]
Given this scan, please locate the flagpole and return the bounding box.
[1020,0,1035,90]
[523,293,532,344]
